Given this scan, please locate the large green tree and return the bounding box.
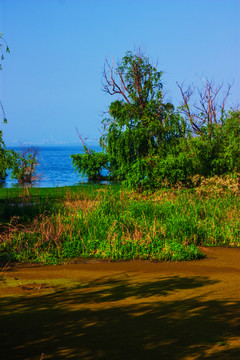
[101,50,186,188]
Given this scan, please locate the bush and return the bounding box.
[71,151,109,181]
[10,147,39,184]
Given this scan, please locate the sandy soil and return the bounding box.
[0,247,240,359]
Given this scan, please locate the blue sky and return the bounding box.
[1,0,239,146]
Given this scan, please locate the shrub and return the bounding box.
[10,147,39,184]
[71,151,109,181]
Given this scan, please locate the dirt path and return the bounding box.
[0,247,240,359]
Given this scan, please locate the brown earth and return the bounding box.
[0,247,240,359]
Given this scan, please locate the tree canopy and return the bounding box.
[100,50,186,188]
[72,49,240,190]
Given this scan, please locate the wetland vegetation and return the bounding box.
[0,178,239,265]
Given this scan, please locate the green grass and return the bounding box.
[0,184,239,264]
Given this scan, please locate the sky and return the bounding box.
[1,0,240,146]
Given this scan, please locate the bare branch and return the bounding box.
[75,128,90,154]
[177,79,233,133]
[221,83,232,120]
[102,58,131,104]
[177,82,201,133]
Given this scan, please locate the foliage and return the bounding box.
[177,79,231,134]
[220,109,240,173]
[0,143,9,180]
[0,32,10,123]
[71,151,109,181]
[1,184,240,264]
[0,34,39,185]
[9,147,39,184]
[0,33,10,70]
[181,109,240,179]
[145,109,240,187]
[0,33,11,180]
[101,50,187,189]
[73,50,238,189]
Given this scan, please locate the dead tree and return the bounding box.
[177,79,232,134]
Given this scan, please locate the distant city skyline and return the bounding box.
[1,0,240,146]
[7,137,100,147]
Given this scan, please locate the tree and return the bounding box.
[101,50,186,188]
[0,34,40,185]
[71,129,109,181]
[177,79,232,135]
[221,109,240,173]
[0,33,10,123]
[0,33,11,180]
[73,50,238,188]
[9,147,40,185]
[177,79,238,178]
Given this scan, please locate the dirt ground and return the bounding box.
[0,247,240,359]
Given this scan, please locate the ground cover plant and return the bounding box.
[0,178,239,265]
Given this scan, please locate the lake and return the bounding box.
[1,145,103,188]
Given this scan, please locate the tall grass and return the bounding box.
[0,182,239,264]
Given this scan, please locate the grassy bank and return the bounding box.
[0,183,239,264]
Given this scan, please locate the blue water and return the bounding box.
[2,145,103,188]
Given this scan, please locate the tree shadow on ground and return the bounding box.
[0,274,239,359]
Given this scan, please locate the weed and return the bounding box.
[0,184,239,264]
